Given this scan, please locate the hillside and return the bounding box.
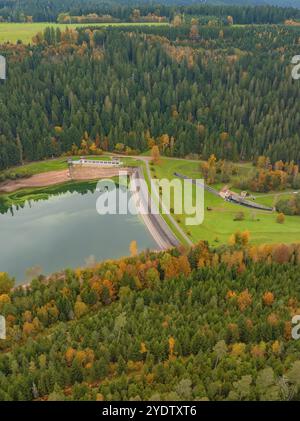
[1,1,300,407]
[1,24,300,170]
[204,0,300,7]
[1,241,300,400]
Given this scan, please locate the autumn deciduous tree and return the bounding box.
[151,145,160,164]
[96,393,104,401]
[220,132,229,142]
[277,213,285,224]
[228,230,250,247]
[65,347,76,366]
[130,240,138,257]
[102,279,115,301]
[140,342,147,354]
[203,154,217,184]
[231,342,246,357]
[227,15,234,25]
[284,321,292,340]
[257,156,269,169]
[74,299,88,319]
[222,250,244,268]
[190,19,199,40]
[241,231,250,246]
[267,313,279,327]
[272,244,291,264]
[169,336,175,359]
[0,272,14,294]
[263,291,275,306]
[172,15,182,27]
[23,321,35,337]
[0,294,10,305]
[177,255,191,277]
[272,340,281,355]
[23,310,32,323]
[226,290,237,300]
[251,343,266,359]
[237,289,252,312]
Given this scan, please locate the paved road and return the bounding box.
[142,160,194,247]
[131,168,180,250]
[174,172,220,197]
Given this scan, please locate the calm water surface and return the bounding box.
[0,186,156,284]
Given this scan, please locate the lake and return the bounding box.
[0,183,157,284]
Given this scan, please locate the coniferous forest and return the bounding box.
[1,1,300,23]
[1,0,300,406]
[1,22,300,170]
[1,242,300,401]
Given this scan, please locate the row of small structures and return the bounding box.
[68,156,122,167]
[174,172,274,212]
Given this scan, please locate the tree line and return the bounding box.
[0,24,300,171]
[1,0,300,23]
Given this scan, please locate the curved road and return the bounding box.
[141,160,194,247]
[131,167,181,250]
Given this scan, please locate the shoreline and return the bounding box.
[2,165,181,288]
[0,163,181,253]
[0,167,134,194]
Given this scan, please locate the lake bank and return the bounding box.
[0,166,134,193]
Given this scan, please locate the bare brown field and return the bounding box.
[0,167,133,193]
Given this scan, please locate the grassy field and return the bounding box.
[0,22,168,44]
[152,158,300,246]
[0,157,68,179]
[0,157,69,179]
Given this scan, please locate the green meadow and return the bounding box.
[0,157,68,179]
[152,158,300,246]
[0,22,168,44]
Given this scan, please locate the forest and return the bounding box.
[0,22,300,170]
[0,240,300,400]
[1,1,300,24]
[1,2,300,404]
